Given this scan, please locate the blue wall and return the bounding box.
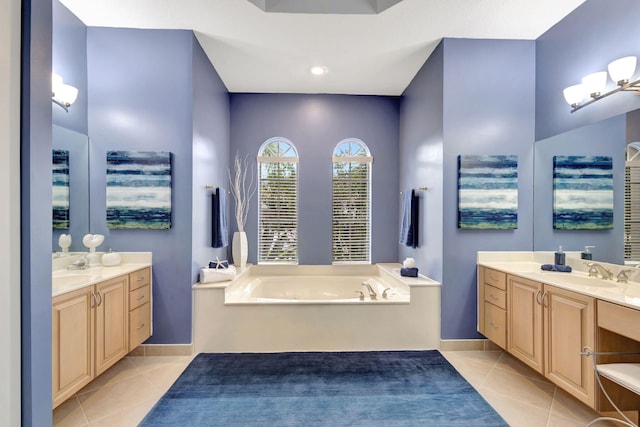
[87,28,195,344]
[191,37,231,280]
[399,42,444,281]
[230,93,400,265]
[536,0,640,140]
[52,0,87,134]
[400,38,536,340]
[22,0,53,424]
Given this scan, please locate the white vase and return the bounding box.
[232,231,248,267]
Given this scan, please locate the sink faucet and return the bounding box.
[67,255,89,271]
[361,282,377,300]
[616,269,635,283]
[585,262,613,280]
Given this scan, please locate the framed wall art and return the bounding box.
[553,155,613,230]
[106,151,172,229]
[458,154,518,230]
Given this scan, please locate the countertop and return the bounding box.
[478,252,640,311]
[52,252,152,297]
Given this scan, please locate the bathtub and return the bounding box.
[193,263,440,353]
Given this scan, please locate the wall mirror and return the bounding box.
[533,109,640,265]
[52,124,90,253]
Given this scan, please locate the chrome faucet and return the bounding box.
[361,282,377,300]
[616,269,635,283]
[585,262,613,280]
[67,255,89,271]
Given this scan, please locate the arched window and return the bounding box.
[257,138,299,264]
[332,138,372,263]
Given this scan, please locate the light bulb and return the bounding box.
[608,56,637,85]
[563,84,585,107]
[55,83,78,106]
[582,71,608,98]
[310,66,327,76]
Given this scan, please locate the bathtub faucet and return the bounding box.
[361,282,377,300]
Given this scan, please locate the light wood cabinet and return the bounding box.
[506,275,595,407]
[52,267,152,409]
[544,285,595,407]
[128,268,152,350]
[507,275,544,372]
[52,287,94,409]
[478,267,507,349]
[95,275,129,376]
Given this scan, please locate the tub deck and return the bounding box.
[193,263,440,352]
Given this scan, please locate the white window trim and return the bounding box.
[332,138,373,264]
[257,137,299,264]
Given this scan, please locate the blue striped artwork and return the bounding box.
[458,155,518,230]
[106,151,172,229]
[52,149,70,229]
[553,155,613,230]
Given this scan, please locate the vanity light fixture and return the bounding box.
[563,55,640,113]
[52,73,78,112]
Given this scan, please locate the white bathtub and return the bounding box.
[193,263,440,352]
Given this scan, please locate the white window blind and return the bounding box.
[625,162,640,260]
[332,139,372,264]
[257,138,298,264]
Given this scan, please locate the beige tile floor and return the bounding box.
[53,350,617,426]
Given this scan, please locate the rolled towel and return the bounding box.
[209,258,229,269]
[200,265,237,283]
[541,264,572,272]
[400,267,419,277]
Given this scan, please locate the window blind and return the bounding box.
[332,161,371,263]
[258,161,298,264]
[625,163,640,260]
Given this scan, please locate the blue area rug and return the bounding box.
[140,350,508,426]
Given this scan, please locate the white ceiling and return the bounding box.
[59,0,585,96]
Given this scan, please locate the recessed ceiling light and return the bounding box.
[310,66,327,76]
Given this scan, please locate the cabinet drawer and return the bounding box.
[483,268,506,290]
[484,301,506,349]
[598,300,640,342]
[129,284,150,311]
[484,284,506,310]
[129,268,150,291]
[129,302,151,350]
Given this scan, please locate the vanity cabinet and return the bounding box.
[52,287,94,408]
[128,268,152,349]
[478,267,507,349]
[52,267,152,409]
[507,275,596,407]
[95,275,129,376]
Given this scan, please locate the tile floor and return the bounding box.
[53,350,616,426]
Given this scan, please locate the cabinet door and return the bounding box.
[95,275,129,375]
[508,275,544,374]
[52,287,94,409]
[544,285,595,407]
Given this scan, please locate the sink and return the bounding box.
[539,272,618,288]
[52,274,93,287]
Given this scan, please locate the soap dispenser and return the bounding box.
[554,246,565,266]
[581,246,595,260]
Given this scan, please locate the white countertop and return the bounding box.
[52,252,152,297]
[478,252,640,310]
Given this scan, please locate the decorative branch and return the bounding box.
[228,152,257,232]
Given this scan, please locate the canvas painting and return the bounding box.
[458,155,518,229]
[52,149,70,229]
[106,151,172,229]
[553,155,613,230]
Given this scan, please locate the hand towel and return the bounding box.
[400,267,419,277]
[399,190,419,248]
[200,265,237,284]
[540,264,572,272]
[211,188,229,248]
